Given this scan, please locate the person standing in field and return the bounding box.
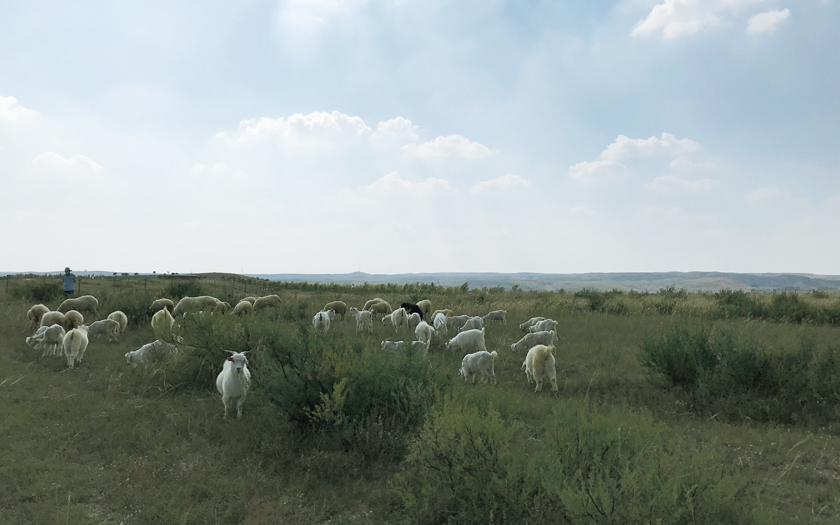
[63,267,76,296]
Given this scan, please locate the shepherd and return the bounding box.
[63,267,76,296]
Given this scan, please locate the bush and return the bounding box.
[394,398,753,524]
[163,281,205,300]
[640,326,840,426]
[9,279,64,303]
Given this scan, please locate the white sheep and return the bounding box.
[27,304,49,328]
[87,319,121,342]
[107,311,128,335]
[445,314,471,332]
[234,300,253,315]
[445,328,487,354]
[253,294,282,312]
[312,311,331,332]
[415,321,436,344]
[240,296,257,305]
[482,310,507,325]
[530,319,558,333]
[363,297,387,311]
[381,340,429,358]
[348,306,374,334]
[522,344,558,392]
[431,309,454,320]
[216,351,251,420]
[150,298,175,314]
[519,317,545,331]
[172,296,219,317]
[62,326,90,369]
[125,340,176,368]
[459,350,498,385]
[459,316,483,332]
[407,312,422,330]
[323,301,347,320]
[63,310,85,330]
[368,301,392,315]
[511,330,557,353]
[417,299,432,321]
[151,307,176,340]
[27,324,66,357]
[213,301,232,314]
[382,307,409,333]
[40,311,66,330]
[58,295,100,318]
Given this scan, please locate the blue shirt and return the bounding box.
[63,273,76,292]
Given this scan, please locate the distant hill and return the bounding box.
[248,271,840,292]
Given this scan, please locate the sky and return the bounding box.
[1,0,838,275]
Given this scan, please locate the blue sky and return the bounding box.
[1,0,838,274]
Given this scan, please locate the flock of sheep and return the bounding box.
[23,293,561,420]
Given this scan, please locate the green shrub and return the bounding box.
[9,279,63,303]
[163,281,205,300]
[394,398,753,524]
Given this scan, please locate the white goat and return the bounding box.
[445,328,487,354]
[312,311,331,332]
[381,340,429,358]
[459,316,483,332]
[382,307,409,333]
[415,321,436,344]
[522,344,558,392]
[482,310,507,325]
[87,319,121,342]
[348,306,374,334]
[433,312,448,335]
[511,330,556,353]
[151,307,176,340]
[459,350,498,385]
[27,324,66,357]
[216,351,251,419]
[530,319,558,333]
[407,312,422,330]
[519,317,545,331]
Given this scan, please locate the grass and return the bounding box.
[1,275,840,523]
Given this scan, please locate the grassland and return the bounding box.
[1,275,840,523]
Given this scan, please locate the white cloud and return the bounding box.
[470,174,532,194]
[364,172,452,195]
[569,132,700,182]
[373,117,419,142]
[640,205,688,219]
[645,175,720,194]
[32,152,103,171]
[747,9,790,33]
[747,186,782,202]
[190,162,245,178]
[402,134,495,159]
[228,110,372,143]
[632,0,765,39]
[0,95,38,122]
[669,158,718,171]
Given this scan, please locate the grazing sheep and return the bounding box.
[312,311,331,332]
[27,304,49,328]
[216,351,251,419]
[63,310,85,330]
[107,311,128,335]
[519,317,545,332]
[241,296,257,305]
[460,350,498,385]
[151,307,176,340]
[459,316,483,332]
[253,294,282,312]
[482,310,507,325]
[40,311,66,330]
[58,295,100,318]
[445,328,487,354]
[433,312,448,335]
[368,300,392,315]
[407,312,422,330]
[125,340,176,368]
[417,299,432,321]
[27,324,66,357]
[445,315,471,332]
[530,319,558,333]
[150,298,175,314]
[62,326,89,369]
[511,331,556,353]
[213,301,232,314]
[323,301,347,320]
[381,340,429,358]
[173,296,219,317]
[401,302,424,319]
[326,309,336,321]
[522,344,558,392]
[87,319,121,342]
[415,320,436,344]
[234,300,253,315]
[363,297,387,311]
[382,308,409,333]
[431,309,454,320]
[348,307,374,334]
